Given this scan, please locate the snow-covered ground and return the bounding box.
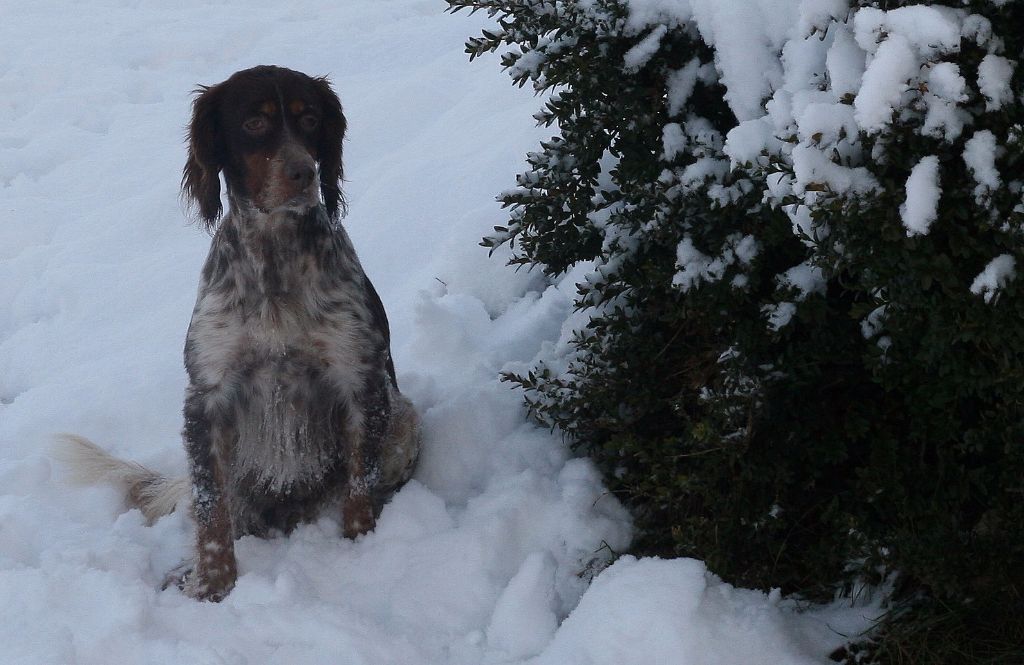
[0,1,878,662]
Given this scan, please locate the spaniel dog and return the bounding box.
[59,65,420,601]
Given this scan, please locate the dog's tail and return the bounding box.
[54,433,189,523]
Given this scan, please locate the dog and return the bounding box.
[58,65,420,602]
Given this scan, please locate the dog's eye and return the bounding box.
[298,114,319,132]
[243,117,270,135]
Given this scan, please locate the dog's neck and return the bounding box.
[226,199,333,241]
[227,190,325,223]
[213,203,330,302]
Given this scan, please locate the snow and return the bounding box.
[629,0,800,122]
[485,552,559,659]
[825,25,866,101]
[662,122,687,161]
[798,0,850,37]
[970,254,1017,303]
[795,102,859,149]
[927,62,968,105]
[624,24,669,72]
[0,1,881,663]
[853,34,918,133]
[531,556,852,665]
[724,118,780,167]
[853,6,964,59]
[697,0,1013,261]
[977,54,1016,111]
[674,236,716,291]
[921,89,969,141]
[622,0,694,35]
[779,262,826,300]
[791,144,879,197]
[901,156,942,236]
[687,0,799,122]
[666,59,712,116]
[673,234,758,291]
[963,129,1001,203]
[764,302,798,331]
[860,305,888,340]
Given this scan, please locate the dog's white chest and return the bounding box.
[186,282,372,487]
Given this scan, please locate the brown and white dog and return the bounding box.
[59,66,420,601]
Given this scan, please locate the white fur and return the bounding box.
[53,433,189,523]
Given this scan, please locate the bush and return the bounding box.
[450,0,1024,661]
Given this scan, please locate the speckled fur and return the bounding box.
[55,66,419,603]
[177,66,419,601]
[185,203,398,527]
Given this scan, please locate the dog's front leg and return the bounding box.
[181,388,237,601]
[342,375,389,539]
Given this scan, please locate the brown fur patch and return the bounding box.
[343,493,375,539]
[249,142,318,210]
[189,495,238,601]
[242,152,274,203]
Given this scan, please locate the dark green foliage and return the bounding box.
[803,4,1024,661]
[450,0,1024,662]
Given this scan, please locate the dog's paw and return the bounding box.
[181,572,234,602]
[161,559,194,592]
[162,559,235,602]
[342,493,376,539]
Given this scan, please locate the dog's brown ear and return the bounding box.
[182,84,224,229]
[313,76,347,220]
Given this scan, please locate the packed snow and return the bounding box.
[1,1,881,663]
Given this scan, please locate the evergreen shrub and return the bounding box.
[449,1,1024,661]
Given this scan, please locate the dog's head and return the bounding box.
[182,65,347,229]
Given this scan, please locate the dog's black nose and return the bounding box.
[286,161,315,189]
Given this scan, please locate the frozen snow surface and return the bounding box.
[1,1,878,663]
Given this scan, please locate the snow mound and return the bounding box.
[533,556,870,665]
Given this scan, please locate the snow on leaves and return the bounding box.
[963,129,1001,205]
[977,54,1015,110]
[464,0,1021,391]
[900,155,941,236]
[637,0,1021,315]
[673,234,758,291]
[970,253,1016,303]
